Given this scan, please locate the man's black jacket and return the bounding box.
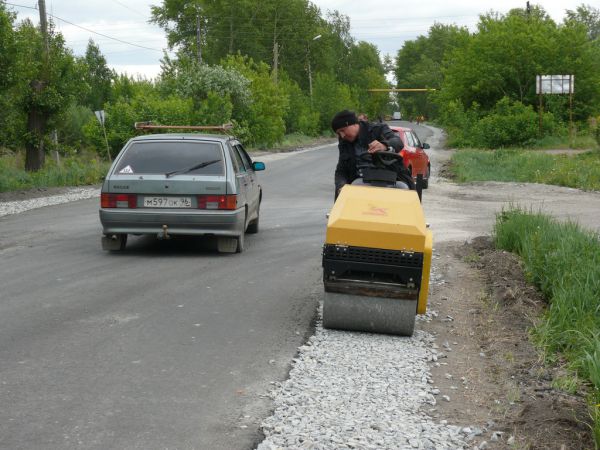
[334,121,413,199]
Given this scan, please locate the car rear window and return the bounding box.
[113,141,225,176]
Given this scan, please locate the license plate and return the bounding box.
[143,196,192,208]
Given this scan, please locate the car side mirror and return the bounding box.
[252,161,265,171]
[422,143,430,149]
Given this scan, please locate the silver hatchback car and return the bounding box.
[99,133,265,253]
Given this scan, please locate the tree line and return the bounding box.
[394,4,600,148]
[0,0,391,171]
[3,1,599,172]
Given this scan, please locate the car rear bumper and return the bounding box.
[99,207,245,236]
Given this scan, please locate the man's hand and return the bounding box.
[367,140,388,153]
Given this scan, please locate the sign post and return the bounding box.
[536,75,575,144]
[94,110,111,162]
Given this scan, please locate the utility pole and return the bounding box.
[39,0,50,62]
[273,40,279,83]
[196,12,202,64]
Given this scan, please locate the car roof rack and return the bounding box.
[134,121,234,135]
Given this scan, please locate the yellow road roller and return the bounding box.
[322,183,432,336]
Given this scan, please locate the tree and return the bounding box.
[565,4,600,41]
[0,5,18,148]
[438,6,600,121]
[312,73,356,132]
[151,0,326,87]
[80,39,113,111]
[223,54,288,147]
[13,19,81,170]
[394,23,469,119]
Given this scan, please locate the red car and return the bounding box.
[390,126,431,188]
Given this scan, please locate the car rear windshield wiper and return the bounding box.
[165,159,222,178]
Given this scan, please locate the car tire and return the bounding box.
[246,207,260,234]
[236,232,245,253]
[423,166,430,189]
[217,236,241,254]
[101,233,127,251]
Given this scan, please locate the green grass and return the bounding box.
[451,149,600,191]
[0,152,110,193]
[532,134,598,150]
[494,208,600,442]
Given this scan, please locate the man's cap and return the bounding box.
[331,110,358,132]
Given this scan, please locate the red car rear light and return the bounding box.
[101,193,137,208]
[197,194,237,210]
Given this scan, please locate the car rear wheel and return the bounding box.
[217,234,244,254]
[101,233,127,251]
[246,206,260,234]
[422,165,430,189]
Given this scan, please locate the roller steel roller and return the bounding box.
[322,184,432,336]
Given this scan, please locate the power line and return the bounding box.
[5,1,163,52]
[108,0,149,19]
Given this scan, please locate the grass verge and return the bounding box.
[0,152,109,193]
[450,149,600,191]
[494,207,600,443]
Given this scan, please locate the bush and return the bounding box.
[477,97,556,148]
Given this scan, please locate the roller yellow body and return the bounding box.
[323,185,432,334]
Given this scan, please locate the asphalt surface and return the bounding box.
[0,139,345,450]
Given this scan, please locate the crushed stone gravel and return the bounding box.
[257,312,470,449]
[0,187,99,217]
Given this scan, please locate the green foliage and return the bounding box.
[312,73,356,133]
[440,97,558,148]
[280,77,319,136]
[565,4,600,41]
[159,56,250,110]
[0,152,109,192]
[222,55,288,147]
[150,0,325,88]
[477,97,555,147]
[83,93,198,158]
[494,208,600,443]
[395,5,600,147]
[354,67,390,120]
[450,149,600,190]
[78,39,114,111]
[58,104,95,150]
[395,23,469,119]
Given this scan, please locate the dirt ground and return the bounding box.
[423,237,594,449]
[413,124,597,448]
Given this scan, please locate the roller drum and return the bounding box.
[323,291,417,336]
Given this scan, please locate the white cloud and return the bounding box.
[7,0,590,78]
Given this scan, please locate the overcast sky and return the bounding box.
[5,0,589,79]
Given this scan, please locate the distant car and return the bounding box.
[99,133,265,253]
[390,126,431,188]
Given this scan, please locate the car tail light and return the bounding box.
[197,195,237,210]
[101,193,137,208]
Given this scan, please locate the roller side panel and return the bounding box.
[417,230,433,314]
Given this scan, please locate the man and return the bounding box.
[331,109,412,199]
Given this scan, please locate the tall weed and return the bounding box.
[451,150,600,191]
[0,153,109,192]
[494,208,600,442]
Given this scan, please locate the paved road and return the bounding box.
[0,144,338,450]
